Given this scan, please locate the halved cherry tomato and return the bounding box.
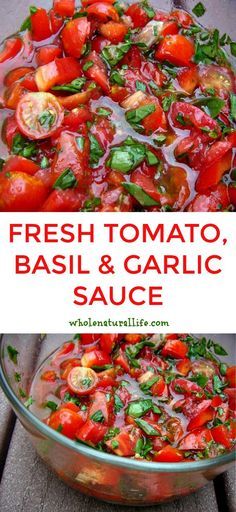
[0,172,48,212]
[16,92,64,140]
[60,357,81,380]
[2,156,40,176]
[171,10,193,28]
[100,21,128,43]
[0,38,23,63]
[179,428,213,450]
[48,407,86,439]
[162,339,188,359]
[154,445,184,462]
[226,366,236,388]
[67,366,98,395]
[36,46,62,66]
[126,3,149,28]
[31,8,52,41]
[41,189,85,211]
[100,334,118,353]
[76,419,108,444]
[199,65,235,98]
[155,35,195,67]
[187,400,214,431]
[81,349,111,368]
[53,0,75,17]
[87,2,119,21]
[61,18,91,58]
[211,425,232,448]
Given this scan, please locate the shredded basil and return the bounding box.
[192,2,206,17]
[83,60,94,72]
[102,42,131,67]
[126,399,153,418]
[135,418,160,436]
[107,137,147,173]
[193,96,225,118]
[89,134,105,166]
[125,104,156,130]
[45,401,58,411]
[114,394,124,413]
[52,77,86,93]
[140,376,161,393]
[90,410,105,422]
[12,134,37,158]
[81,197,101,212]
[122,182,159,207]
[110,70,125,86]
[38,110,56,130]
[53,168,77,190]
[7,345,19,364]
[230,93,236,121]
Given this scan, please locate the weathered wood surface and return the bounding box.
[0,334,235,511]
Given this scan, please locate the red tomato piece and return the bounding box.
[41,370,57,381]
[162,339,188,359]
[0,172,48,212]
[196,150,232,193]
[89,390,110,422]
[161,21,179,37]
[3,115,19,148]
[172,378,204,396]
[52,131,88,186]
[49,9,64,33]
[83,51,110,93]
[211,425,232,448]
[100,21,128,43]
[36,57,82,92]
[151,375,166,396]
[81,349,111,368]
[155,35,195,67]
[61,18,91,58]
[171,9,194,28]
[87,2,119,21]
[154,445,184,462]
[64,106,93,131]
[36,46,62,66]
[177,66,199,94]
[4,67,35,87]
[171,102,221,137]
[126,3,149,28]
[16,92,64,140]
[31,8,52,41]
[226,366,236,388]
[224,388,236,411]
[76,419,108,444]
[3,156,39,176]
[176,358,191,376]
[80,334,101,345]
[53,0,75,17]
[187,183,230,212]
[199,65,235,98]
[41,189,85,211]
[106,426,141,456]
[0,38,23,63]
[48,408,86,439]
[187,400,214,431]
[179,428,213,450]
[100,334,118,353]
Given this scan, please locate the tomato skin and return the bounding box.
[199,65,235,98]
[80,334,101,345]
[60,358,81,380]
[52,131,88,186]
[36,57,82,92]
[162,339,188,359]
[89,390,110,423]
[31,9,52,41]
[196,150,232,193]
[179,427,213,450]
[53,0,75,17]
[153,445,184,462]
[187,401,214,431]
[177,66,199,94]
[49,9,64,33]
[211,425,232,449]
[106,427,141,456]
[224,388,236,411]
[83,51,110,93]
[187,183,230,212]
[16,92,64,140]
[63,107,93,131]
[3,115,19,148]
[4,82,27,110]
[48,408,86,439]
[3,156,40,176]
[226,366,236,388]
[155,35,195,67]
[126,3,149,28]
[57,90,91,109]
[41,189,85,212]
[36,46,62,66]
[76,419,108,445]
[131,170,161,203]
[151,376,166,396]
[171,102,221,136]
[100,21,128,43]
[87,2,119,21]
[114,349,131,373]
[172,378,204,396]
[0,38,22,63]
[81,349,111,368]
[100,334,118,353]
[176,358,191,376]
[91,35,110,52]
[4,67,35,87]
[62,18,91,58]
[0,172,48,212]
[171,10,193,28]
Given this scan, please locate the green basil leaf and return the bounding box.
[52,77,86,93]
[192,2,206,17]
[230,93,236,121]
[7,345,19,364]
[64,392,81,406]
[122,182,159,206]
[213,343,228,356]
[142,1,155,18]
[38,110,56,129]
[114,394,124,413]
[110,70,125,86]
[102,42,131,66]
[90,409,105,422]
[146,150,159,165]
[45,401,58,411]
[135,418,160,436]
[230,42,236,57]
[81,197,101,212]
[126,104,156,128]
[53,168,77,190]
[97,108,112,117]
[126,399,153,418]
[136,80,146,92]
[140,376,161,393]
[89,134,105,166]
[83,60,94,71]
[12,134,37,158]
[107,137,146,173]
[24,396,34,408]
[194,97,225,118]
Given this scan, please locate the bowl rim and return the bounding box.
[0,345,235,473]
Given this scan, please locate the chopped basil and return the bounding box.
[230,93,236,121]
[12,134,37,158]
[89,134,105,166]
[194,97,225,118]
[38,110,56,130]
[122,182,159,207]
[91,364,113,371]
[104,427,120,440]
[107,137,146,173]
[40,156,49,169]
[230,42,236,57]
[142,1,155,19]
[110,70,125,86]
[213,375,226,394]
[176,113,188,126]
[53,168,77,190]
[81,377,92,389]
[111,440,119,449]
[135,418,160,436]
[81,197,101,212]
[194,29,227,65]
[24,396,34,408]
[190,373,208,388]
[90,409,105,422]
[52,77,86,93]
[114,394,124,413]
[114,1,124,16]
[135,437,153,457]
[126,340,155,363]
[136,81,147,92]
[102,42,131,67]
[97,108,111,117]
[126,399,153,418]
[154,134,167,145]
[220,363,227,376]
[192,2,206,17]
[186,335,228,364]
[140,376,160,393]
[83,60,94,72]
[20,16,31,31]
[64,392,81,406]
[7,345,19,364]
[146,151,159,165]
[0,157,5,170]
[14,372,21,382]
[45,401,58,411]
[126,104,156,130]
[162,95,175,112]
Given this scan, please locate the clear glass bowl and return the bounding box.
[0,334,235,506]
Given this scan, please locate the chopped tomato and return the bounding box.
[187,183,230,212]
[106,426,141,456]
[126,3,149,28]
[155,35,195,67]
[48,407,86,439]
[51,131,88,186]
[176,358,191,376]
[4,67,35,87]
[80,334,101,345]
[179,428,213,450]
[154,445,184,462]
[36,57,82,91]
[162,339,188,359]
[31,8,52,41]
[224,388,236,411]
[53,0,75,17]
[36,46,62,66]
[87,2,119,21]
[2,156,39,176]
[41,370,57,381]
[172,378,204,396]
[81,349,111,368]
[199,65,235,98]
[100,334,118,353]
[76,419,108,444]
[16,92,64,140]
[61,18,91,58]
[67,366,98,395]
[226,366,236,388]
[151,375,166,396]
[100,21,128,43]
[171,102,221,137]
[177,66,199,94]
[171,9,194,28]
[0,172,48,212]
[196,150,232,192]
[60,358,81,380]
[49,9,64,33]
[161,21,179,37]
[83,51,110,93]
[41,189,85,211]
[211,425,232,449]
[0,38,22,63]
[187,400,214,431]
[89,390,110,423]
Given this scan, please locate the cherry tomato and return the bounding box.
[4,67,35,87]
[155,35,195,67]
[179,428,213,450]
[41,370,57,382]
[172,378,204,396]
[16,92,64,140]
[76,419,108,444]
[171,9,193,28]
[0,172,48,211]
[36,57,82,92]
[211,425,232,448]
[100,21,128,43]
[51,131,88,186]
[176,358,191,376]
[67,366,98,395]
[62,18,91,58]
[177,66,199,94]
[187,183,230,212]
[126,3,149,28]
[199,65,235,98]
[187,400,214,431]
[83,51,110,93]
[48,407,86,439]
[106,426,141,456]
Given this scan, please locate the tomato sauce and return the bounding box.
[0,0,235,211]
[29,333,236,462]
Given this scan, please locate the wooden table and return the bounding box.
[0,334,235,511]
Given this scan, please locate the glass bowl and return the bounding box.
[0,334,235,506]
